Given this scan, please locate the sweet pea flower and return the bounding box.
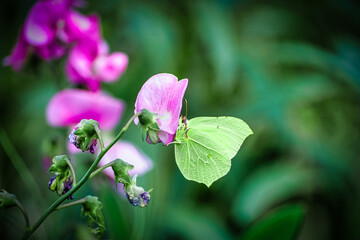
[3,0,97,71]
[134,73,188,145]
[65,38,128,91]
[46,89,124,131]
[57,11,101,44]
[4,0,73,70]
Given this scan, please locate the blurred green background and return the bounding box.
[1,0,360,239]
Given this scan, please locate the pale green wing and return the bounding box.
[174,117,253,187]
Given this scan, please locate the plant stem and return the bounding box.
[22,111,142,240]
[95,126,105,151]
[64,157,77,185]
[89,160,117,179]
[15,200,30,231]
[56,197,87,210]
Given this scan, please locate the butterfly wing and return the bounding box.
[174,117,253,187]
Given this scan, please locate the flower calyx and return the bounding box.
[69,119,100,154]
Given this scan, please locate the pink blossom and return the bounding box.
[57,11,101,44]
[134,73,188,145]
[46,89,124,130]
[3,0,97,71]
[65,38,128,91]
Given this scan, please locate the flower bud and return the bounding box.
[69,119,100,154]
[0,189,17,209]
[81,196,105,238]
[137,109,161,144]
[48,155,74,199]
[110,159,152,208]
[124,184,151,208]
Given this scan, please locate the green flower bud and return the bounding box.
[138,109,160,144]
[0,189,17,208]
[110,159,151,208]
[111,159,134,186]
[48,155,74,198]
[81,196,105,238]
[69,119,100,154]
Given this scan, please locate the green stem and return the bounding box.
[64,157,77,185]
[56,198,87,210]
[22,111,142,240]
[89,160,117,179]
[15,200,30,231]
[0,129,43,203]
[95,126,105,151]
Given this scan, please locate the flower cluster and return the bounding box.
[4,0,128,91]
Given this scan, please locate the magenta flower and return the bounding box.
[65,38,128,91]
[57,11,101,44]
[134,73,188,145]
[3,0,98,71]
[46,89,124,130]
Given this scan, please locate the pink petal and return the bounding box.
[58,11,101,44]
[135,73,188,136]
[46,89,125,130]
[23,2,56,46]
[3,30,29,71]
[34,41,66,60]
[65,40,100,90]
[99,140,153,179]
[93,52,128,82]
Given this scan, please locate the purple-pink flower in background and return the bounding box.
[4,0,74,70]
[3,0,100,71]
[134,73,188,145]
[46,89,124,130]
[66,38,128,91]
[57,11,100,44]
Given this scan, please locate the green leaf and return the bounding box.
[240,204,306,240]
[174,116,253,187]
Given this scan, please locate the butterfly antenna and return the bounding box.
[184,98,188,118]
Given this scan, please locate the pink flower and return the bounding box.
[3,0,98,71]
[46,89,124,130]
[65,38,128,91]
[134,73,188,145]
[57,11,101,44]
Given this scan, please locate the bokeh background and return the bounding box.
[1,0,360,239]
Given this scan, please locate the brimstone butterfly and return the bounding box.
[174,116,253,187]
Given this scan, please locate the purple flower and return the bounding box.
[65,38,128,91]
[134,73,188,145]
[126,191,150,207]
[46,89,124,131]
